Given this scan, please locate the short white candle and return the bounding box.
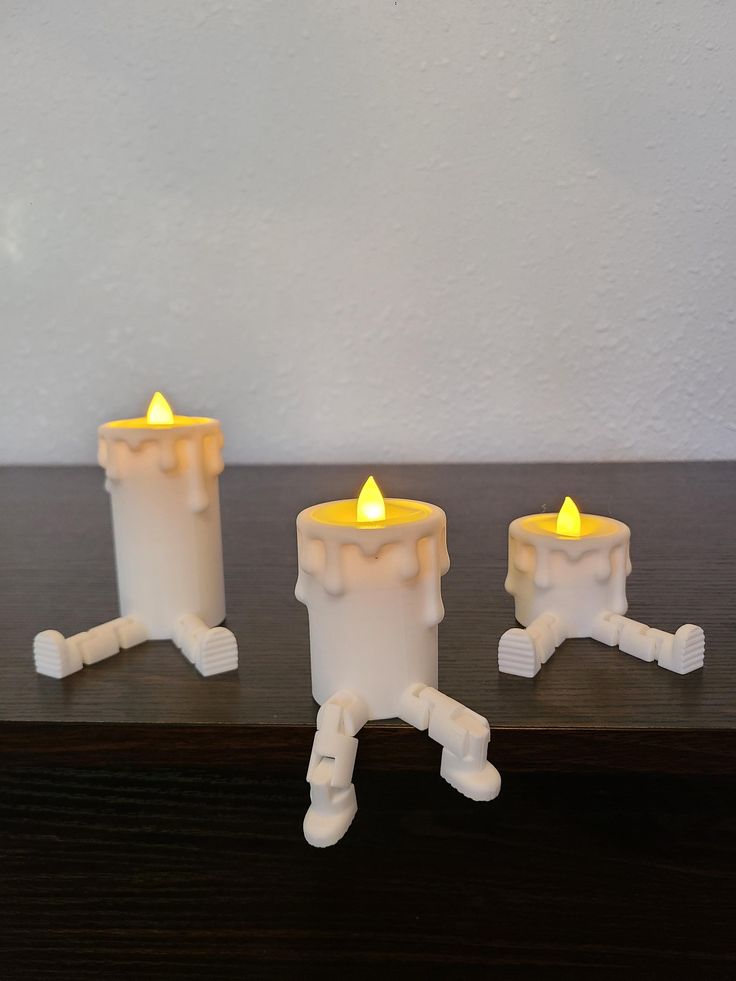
[33,392,238,680]
[296,476,500,848]
[505,501,631,638]
[498,496,705,678]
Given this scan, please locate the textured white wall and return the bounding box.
[2,1,735,463]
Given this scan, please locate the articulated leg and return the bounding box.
[498,612,567,678]
[33,616,148,679]
[399,684,501,802]
[591,612,705,675]
[304,690,369,848]
[173,614,238,677]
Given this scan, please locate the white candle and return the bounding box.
[33,393,238,680]
[505,501,631,637]
[498,496,705,678]
[98,396,227,638]
[296,482,448,719]
[296,476,500,848]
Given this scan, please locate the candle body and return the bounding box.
[98,419,227,639]
[505,514,631,637]
[296,501,449,720]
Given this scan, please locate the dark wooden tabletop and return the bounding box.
[1,463,734,771]
[2,462,735,978]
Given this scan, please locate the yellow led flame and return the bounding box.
[146,391,174,425]
[556,496,581,538]
[356,475,386,523]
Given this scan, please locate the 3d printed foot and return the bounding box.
[173,614,239,677]
[304,760,358,849]
[399,684,501,802]
[498,612,566,678]
[497,628,537,678]
[304,690,369,848]
[592,613,705,675]
[33,616,148,679]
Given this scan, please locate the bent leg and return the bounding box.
[33,615,148,679]
[498,612,567,678]
[399,684,501,802]
[304,690,369,848]
[591,612,705,675]
[173,613,238,677]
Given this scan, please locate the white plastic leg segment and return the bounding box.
[33,616,148,679]
[592,612,705,675]
[399,684,501,803]
[498,612,566,678]
[304,690,369,848]
[173,613,238,677]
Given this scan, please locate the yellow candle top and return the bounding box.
[104,392,214,430]
[310,476,432,528]
[519,496,625,540]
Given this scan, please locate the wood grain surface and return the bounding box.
[1,767,735,978]
[2,463,735,975]
[1,463,734,770]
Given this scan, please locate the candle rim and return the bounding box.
[514,512,629,540]
[101,415,218,430]
[308,497,435,529]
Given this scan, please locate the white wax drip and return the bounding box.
[322,539,345,596]
[611,542,631,611]
[158,436,178,473]
[421,533,449,628]
[98,424,224,513]
[296,513,449,628]
[508,535,629,591]
[512,542,534,575]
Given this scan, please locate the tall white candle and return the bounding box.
[33,393,238,679]
[296,476,500,848]
[98,405,227,639]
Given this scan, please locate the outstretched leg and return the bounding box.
[591,612,705,675]
[399,684,501,802]
[33,616,148,679]
[498,612,567,678]
[304,690,369,848]
[173,613,239,677]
